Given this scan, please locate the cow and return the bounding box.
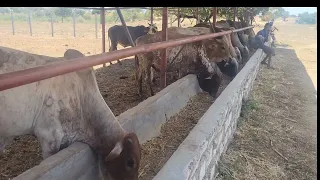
[194,22,249,63]
[0,47,141,180]
[108,23,158,65]
[135,26,238,97]
[216,21,250,61]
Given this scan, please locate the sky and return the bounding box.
[283,7,317,15]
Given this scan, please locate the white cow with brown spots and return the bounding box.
[0,47,141,180]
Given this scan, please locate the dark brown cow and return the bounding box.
[108,23,157,65]
[194,22,249,62]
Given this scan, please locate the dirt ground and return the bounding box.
[216,19,317,180]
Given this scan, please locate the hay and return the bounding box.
[0,54,249,179]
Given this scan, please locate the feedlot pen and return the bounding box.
[0,49,255,179]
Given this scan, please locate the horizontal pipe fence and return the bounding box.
[0,26,253,92]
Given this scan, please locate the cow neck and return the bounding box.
[80,74,126,157]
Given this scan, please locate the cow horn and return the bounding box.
[105,141,124,162]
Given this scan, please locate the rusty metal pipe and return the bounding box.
[115,7,137,67]
[196,7,199,24]
[233,7,237,22]
[151,7,154,25]
[177,8,180,27]
[212,7,217,27]
[0,26,253,92]
[101,7,106,67]
[161,7,168,89]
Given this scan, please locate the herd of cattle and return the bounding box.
[0,20,260,180]
[108,19,257,97]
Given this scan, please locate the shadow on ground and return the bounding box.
[216,47,317,180]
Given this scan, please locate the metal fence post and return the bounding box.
[51,13,54,37]
[11,11,15,35]
[73,10,76,37]
[95,13,98,39]
[161,7,168,89]
[101,7,106,67]
[28,12,32,36]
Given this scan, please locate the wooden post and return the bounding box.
[177,8,180,27]
[233,7,237,22]
[11,11,15,35]
[50,13,54,37]
[95,13,98,39]
[212,7,217,27]
[151,7,154,24]
[196,7,199,24]
[170,14,172,27]
[28,12,32,36]
[160,7,168,89]
[101,7,106,67]
[73,10,76,37]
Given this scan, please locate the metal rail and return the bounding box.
[0,26,253,91]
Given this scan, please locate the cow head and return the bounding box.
[203,26,237,63]
[145,23,158,34]
[104,133,141,180]
[216,57,239,79]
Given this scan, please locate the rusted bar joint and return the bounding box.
[0,26,254,91]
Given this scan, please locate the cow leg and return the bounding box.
[136,57,143,96]
[109,43,118,65]
[145,64,154,96]
[150,66,156,83]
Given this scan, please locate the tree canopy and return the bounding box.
[296,12,317,24]
[152,7,269,25]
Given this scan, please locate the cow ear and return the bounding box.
[105,141,124,162]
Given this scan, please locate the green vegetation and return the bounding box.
[260,7,290,22]
[0,7,151,24]
[296,12,317,24]
[153,7,269,25]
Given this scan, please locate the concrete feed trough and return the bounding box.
[14,42,269,180]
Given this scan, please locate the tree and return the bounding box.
[0,7,10,14]
[75,9,86,17]
[282,11,290,21]
[153,7,269,25]
[296,12,317,24]
[54,7,72,23]
[92,10,100,15]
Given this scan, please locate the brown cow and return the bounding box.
[135,26,238,97]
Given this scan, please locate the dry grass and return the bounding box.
[215,18,317,180]
[216,48,317,180]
